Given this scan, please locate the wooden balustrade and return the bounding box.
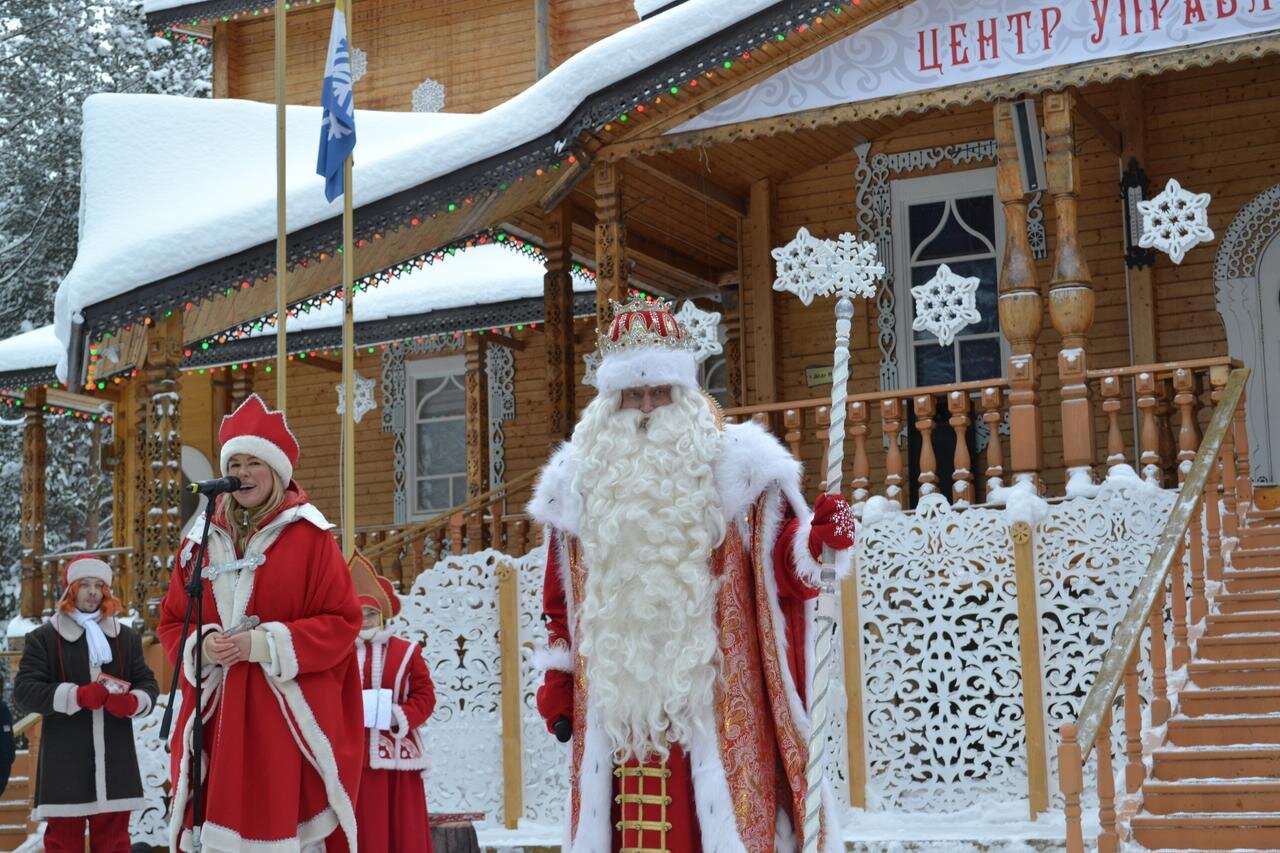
[34,546,133,617]
[1057,367,1250,852]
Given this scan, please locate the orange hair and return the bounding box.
[60,579,124,618]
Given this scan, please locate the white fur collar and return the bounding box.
[526,422,805,533]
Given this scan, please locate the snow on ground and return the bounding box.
[0,325,59,375]
[55,0,782,380]
[247,244,592,338]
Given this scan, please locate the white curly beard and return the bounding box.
[572,385,726,761]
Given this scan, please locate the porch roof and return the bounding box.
[60,0,897,385]
[0,326,61,390]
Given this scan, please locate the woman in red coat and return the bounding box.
[158,394,364,852]
[350,552,437,853]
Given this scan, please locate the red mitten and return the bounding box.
[76,682,109,711]
[104,692,139,718]
[536,669,574,738]
[808,493,856,560]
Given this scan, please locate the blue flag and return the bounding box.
[317,0,356,202]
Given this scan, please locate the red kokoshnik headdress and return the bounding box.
[594,295,698,396]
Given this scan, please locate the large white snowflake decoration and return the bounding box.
[771,227,883,305]
[582,350,601,388]
[350,47,368,84]
[412,78,446,113]
[335,371,378,423]
[1137,178,1214,265]
[675,301,722,364]
[910,263,982,347]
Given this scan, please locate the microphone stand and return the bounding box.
[160,502,216,853]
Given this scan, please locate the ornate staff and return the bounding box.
[772,227,883,852]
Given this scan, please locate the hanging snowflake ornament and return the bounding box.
[1137,178,1214,265]
[675,301,722,364]
[910,264,982,347]
[827,232,885,300]
[335,371,378,423]
[582,350,601,387]
[412,78,446,113]
[771,227,883,305]
[350,47,368,84]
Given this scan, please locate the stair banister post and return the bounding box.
[1011,520,1050,819]
[1058,724,1085,853]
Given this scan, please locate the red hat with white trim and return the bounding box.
[594,296,698,396]
[218,393,299,485]
[60,555,112,601]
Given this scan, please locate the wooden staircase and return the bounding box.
[0,746,37,851]
[1131,505,1280,850]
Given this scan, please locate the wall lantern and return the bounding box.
[1121,158,1156,269]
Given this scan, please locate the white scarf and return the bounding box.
[69,609,113,667]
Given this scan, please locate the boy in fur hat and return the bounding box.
[14,556,158,852]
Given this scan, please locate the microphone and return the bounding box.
[553,717,572,743]
[187,476,243,496]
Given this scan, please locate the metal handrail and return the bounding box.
[1073,366,1249,759]
[360,468,540,560]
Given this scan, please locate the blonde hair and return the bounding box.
[216,471,286,553]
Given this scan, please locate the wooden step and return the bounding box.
[1143,780,1280,814]
[1217,590,1280,614]
[1231,547,1280,570]
[1239,525,1280,549]
[1152,746,1280,781]
[1131,813,1280,849]
[0,825,31,853]
[1198,634,1280,661]
[1247,507,1280,523]
[1167,714,1280,747]
[1190,659,1280,688]
[1223,568,1280,593]
[1181,686,1280,716]
[1207,610,1280,636]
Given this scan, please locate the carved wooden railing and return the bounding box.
[354,468,540,589]
[1057,366,1250,852]
[33,546,134,619]
[721,356,1242,510]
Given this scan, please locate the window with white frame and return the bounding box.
[405,356,467,519]
[892,168,1006,387]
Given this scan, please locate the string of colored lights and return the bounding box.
[0,395,114,425]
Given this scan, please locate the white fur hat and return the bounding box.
[64,556,112,589]
[594,296,699,397]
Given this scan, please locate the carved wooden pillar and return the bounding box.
[995,102,1045,487]
[544,203,576,442]
[594,161,628,330]
[19,388,47,619]
[1044,91,1098,480]
[141,313,184,630]
[722,285,745,407]
[464,335,490,548]
[230,363,256,407]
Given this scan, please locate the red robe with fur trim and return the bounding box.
[355,631,437,853]
[529,421,847,853]
[158,485,364,853]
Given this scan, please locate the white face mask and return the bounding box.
[359,627,380,641]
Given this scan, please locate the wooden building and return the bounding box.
[4,0,1280,848]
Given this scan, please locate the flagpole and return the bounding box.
[340,0,356,559]
[274,0,288,408]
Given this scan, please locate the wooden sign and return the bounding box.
[806,366,833,388]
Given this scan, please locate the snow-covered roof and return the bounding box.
[57,0,784,382]
[0,325,61,379]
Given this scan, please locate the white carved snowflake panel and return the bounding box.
[1138,178,1214,265]
[130,692,179,846]
[855,495,1027,813]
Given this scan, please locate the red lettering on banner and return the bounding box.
[978,17,999,60]
[1250,0,1274,11]
[918,28,944,73]
[1007,11,1033,53]
[1041,6,1063,50]
[950,22,971,65]
[1218,0,1238,15]
[1091,0,1110,42]
[1184,0,1208,22]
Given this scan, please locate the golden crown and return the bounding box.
[596,295,696,356]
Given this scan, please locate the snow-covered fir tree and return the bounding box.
[0,0,209,626]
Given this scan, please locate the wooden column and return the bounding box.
[722,285,745,407]
[594,161,628,330]
[19,388,47,619]
[230,363,255,407]
[464,335,490,549]
[995,102,1044,486]
[141,313,184,630]
[497,561,524,828]
[212,22,231,99]
[748,178,777,404]
[1118,80,1158,364]
[1045,91,1098,479]
[1012,521,1050,818]
[543,203,576,442]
